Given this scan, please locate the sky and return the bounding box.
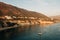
[0,0,60,16]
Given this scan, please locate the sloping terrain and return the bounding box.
[50,15,60,22]
[0,2,50,20]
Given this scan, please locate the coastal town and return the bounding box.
[0,2,56,31]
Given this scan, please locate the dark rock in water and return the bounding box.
[0,20,4,28]
[6,22,17,27]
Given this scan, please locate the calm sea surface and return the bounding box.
[0,23,60,40]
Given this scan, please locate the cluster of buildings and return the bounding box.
[0,16,54,26]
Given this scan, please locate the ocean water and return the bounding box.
[0,23,60,40]
[41,23,60,40]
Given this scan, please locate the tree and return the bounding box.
[0,10,3,16]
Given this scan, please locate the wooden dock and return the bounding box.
[0,25,19,31]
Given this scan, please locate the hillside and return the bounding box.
[50,15,60,22]
[0,2,50,20]
[50,15,60,20]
